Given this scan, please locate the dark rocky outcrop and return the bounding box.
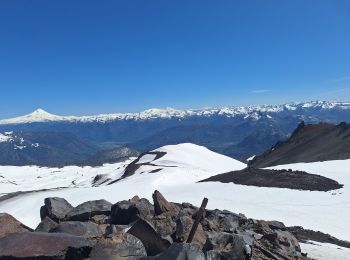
[0,213,32,239]
[250,122,350,168]
[0,191,318,259]
[288,226,350,249]
[65,199,112,221]
[200,167,343,191]
[40,197,74,222]
[0,232,94,259]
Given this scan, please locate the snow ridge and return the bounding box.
[1,101,350,125]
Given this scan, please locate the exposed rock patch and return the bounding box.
[288,226,350,249]
[250,121,350,168]
[200,167,343,191]
[0,191,323,259]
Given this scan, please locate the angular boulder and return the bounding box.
[65,199,112,222]
[152,190,179,216]
[127,219,171,256]
[110,197,153,225]
[40,197,73,222]
[50,221,103,238]
[90,233,147,260]
[203,232,248,259]
[0,213,31,239]
[0,232,94,259]
[35,216,58,232]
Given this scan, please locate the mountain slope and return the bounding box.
[0,131,99,166]
[1,101,350,161]
[0,143,349,244]
[250,122,350,168]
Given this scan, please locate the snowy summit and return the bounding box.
[1,101,350,125]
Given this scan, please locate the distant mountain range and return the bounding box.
[0,131,138,166]
[1,101,350,162]
[250,121,350,168]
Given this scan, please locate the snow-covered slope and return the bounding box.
[1,101,350,124]
[0,144,349,247]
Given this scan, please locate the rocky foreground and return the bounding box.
[0,191,309,259]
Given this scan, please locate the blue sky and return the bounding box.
[0,1,349,117]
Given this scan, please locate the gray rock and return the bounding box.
[65,199,112,222]
[90,233,147,260]
[40,197,73,222]
[127,219,170,256]
[152,216,176,237]
[50,221,103,238]
[35,216,58,232]
[175,215,193,242]
[203,232,247,260]
[149,243,205,260]
[0,232,94,259]
[111,198,153,225]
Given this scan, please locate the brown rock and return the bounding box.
[152,190,179,216]
[0,232,94,259]
[0,213,31,239]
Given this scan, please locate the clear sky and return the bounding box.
[0,1,349,118]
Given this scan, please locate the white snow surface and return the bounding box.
[300,241,350,260]
[1,101,350,124]
[0,143,349,258]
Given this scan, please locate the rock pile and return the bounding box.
[0,191,308,259]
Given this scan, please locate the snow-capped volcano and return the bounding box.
[0,108,68,124]
[1,101,350,125]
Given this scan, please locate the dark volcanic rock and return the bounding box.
[0,213,32,239]
[0,232,94,259]
[50,221,103,238]
[250,122,350,168]
[65,199,112,222]
[253,230,303,260]
[35,216,58,232]
[152,190,179,216]
[202,209,247,233]
[288,226,350,249]
[90,233,147,260]
[149,243,205,260]
[127,219,171,256]
[203,232,248,260]
[111,197,153,225]
[174,214,207,248]
[200,167,343,191]
[40,197,74,222]
[152,215,176,237]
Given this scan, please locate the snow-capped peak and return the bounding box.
[0,108,66,124]
[0,101,350,125]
